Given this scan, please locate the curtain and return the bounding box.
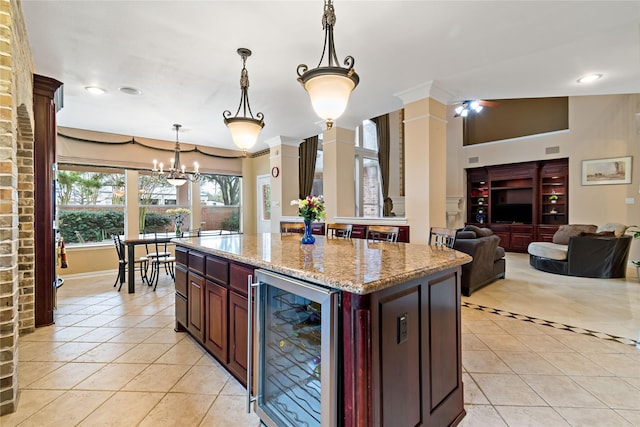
[298,135,318,199]
[373,114,392,216]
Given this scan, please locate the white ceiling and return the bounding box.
[22,1,640,153]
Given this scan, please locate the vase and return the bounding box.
[175,225,182,237]
[301,219,315,244]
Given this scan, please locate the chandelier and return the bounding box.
[152,124,201,186]
[223,48,265,154]
[297,0,359,129]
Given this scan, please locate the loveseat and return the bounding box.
[527,223,632,278]
[454,225,506,296]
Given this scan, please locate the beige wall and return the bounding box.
[447,93,640,262]
[241,152,269,234]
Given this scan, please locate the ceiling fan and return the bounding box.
[453,99,500,117]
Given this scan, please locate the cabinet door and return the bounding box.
[175,265,188,298]
[205,280,227,362]
[188,272,205,343]
[228,291,248,384]
[492,231,510,249]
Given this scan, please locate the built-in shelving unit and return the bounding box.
[466,158,569,252]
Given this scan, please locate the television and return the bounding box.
[492,203,532,224]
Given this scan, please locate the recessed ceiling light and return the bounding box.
[85,86,106,95]
[119,86,143,96]
[577,74,602,84]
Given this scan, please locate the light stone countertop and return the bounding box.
[173,233,472,295]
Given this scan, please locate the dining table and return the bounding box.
[122,234,173,293]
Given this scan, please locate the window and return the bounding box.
[200,174,242,232]
[56,166,125,244]
[355,120,382,217]
[138,173,177,233]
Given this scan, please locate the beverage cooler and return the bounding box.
[248,270,340,427]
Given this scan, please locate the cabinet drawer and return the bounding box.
[175,265,188,297]
[206,255,229,285]
[175,293,187,328]
[175,247,188,267]
[229,263,254,295]
[189,251,206,275]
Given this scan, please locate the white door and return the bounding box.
[257,174,271,233]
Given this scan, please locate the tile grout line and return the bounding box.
[462,301,639,347]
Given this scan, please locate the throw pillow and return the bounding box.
[552,224,597,245]
[596,222,627,237]
[464,224,493,237]
[578,231,615,238]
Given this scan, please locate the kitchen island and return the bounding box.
[173,233,471,427]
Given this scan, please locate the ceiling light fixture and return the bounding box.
[119,86,143,96]
[152,124,200,186]
[223,48,265,155]
[85,86,106,95]
[577,74,602,84]
[454,100,484,118]
[297,0,359,130]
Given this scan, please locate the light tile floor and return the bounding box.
[1,255,639,426]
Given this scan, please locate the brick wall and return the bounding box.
[0,0,34,415]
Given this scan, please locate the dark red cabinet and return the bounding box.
[204,280,227,361]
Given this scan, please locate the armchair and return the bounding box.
[528,223,632,278]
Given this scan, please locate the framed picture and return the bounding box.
[581,156,632,186]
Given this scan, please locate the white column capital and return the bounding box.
[265,136,303,149]
[394,80,454,105]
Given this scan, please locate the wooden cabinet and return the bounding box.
[175,265,188,329]
[510,225,535,252]
[537,225,560,242]
[466,159,568,252]
[204,280,227,361]
[228,291,249,381]
[187,272,205,342]
[344,267,465,426]
[175,248,253,386]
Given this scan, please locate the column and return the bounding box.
[190,180,201,232]
[322,127,355,223]
[124,170,139,238]
[266,136,303,232]
[396,82,449,244]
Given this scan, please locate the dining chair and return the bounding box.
[148,233,176,291]
[366,225,399,242]
[428,227,457,248]
[280,222,305,234]
[326,223,353,238]
[112,234,149,291]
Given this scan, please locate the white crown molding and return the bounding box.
[265,136,303,149]
[394,80,454,105]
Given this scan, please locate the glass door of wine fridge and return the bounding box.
[249,270,339,427]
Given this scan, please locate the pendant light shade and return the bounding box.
[225,117,264,152]
[297,0,359,129]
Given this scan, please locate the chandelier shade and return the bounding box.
[223,48,265,154]
[152,124,201,186]
[297,0,359,129]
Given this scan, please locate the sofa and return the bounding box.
[454,225,506,296]
[527,223,632,278]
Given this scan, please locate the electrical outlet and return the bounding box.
[625,197,635,205]
[397,313,408,344]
